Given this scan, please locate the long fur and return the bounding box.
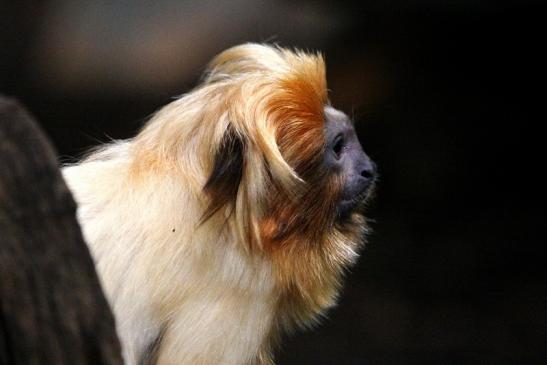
[62,43,368,365]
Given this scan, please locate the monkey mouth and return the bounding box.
[337,184,375,219]
[337,199,358,219]
[338,196,364,216]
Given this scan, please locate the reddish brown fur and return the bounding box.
[252,58,365,332]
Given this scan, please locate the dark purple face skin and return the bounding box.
[324,106,377,218]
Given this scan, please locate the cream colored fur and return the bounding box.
[63,142,278,364]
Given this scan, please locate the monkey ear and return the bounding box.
[202,125,244,222]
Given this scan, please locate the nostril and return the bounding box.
[361,169,374,179]
[360,160,377,180]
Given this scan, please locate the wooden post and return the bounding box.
[0,97,123,364]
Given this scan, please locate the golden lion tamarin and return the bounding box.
[62,43,377,365]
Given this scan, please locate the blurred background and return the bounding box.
[1,1,544,364]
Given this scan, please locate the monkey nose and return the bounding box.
[353,160,377,197]
[360,160,377,182]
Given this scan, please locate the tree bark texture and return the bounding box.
[0,97,123,365]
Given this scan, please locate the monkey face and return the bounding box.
[323,106,377,219]
[254,103,376,247]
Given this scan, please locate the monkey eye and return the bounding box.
[332,134,345,159]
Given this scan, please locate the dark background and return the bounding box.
[1,1,544,364]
